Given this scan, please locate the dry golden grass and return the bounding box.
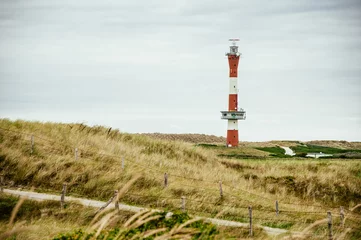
[140,133,226,144]
[141,133,361,150]
[0,196,96,240]
[0,118,360,239]
[0,192,216,239]
[305,140,361,150]
[239,141,300,148]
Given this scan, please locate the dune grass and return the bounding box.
[0,118,360,239]
[0,195,234,240]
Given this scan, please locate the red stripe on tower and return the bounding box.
[220,39,246,147]
[228,55,239,78]
[228,94,237,111]
[227,130,239,147]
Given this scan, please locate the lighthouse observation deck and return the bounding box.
[221,110,246,120]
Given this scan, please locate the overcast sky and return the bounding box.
[0,0,360,141]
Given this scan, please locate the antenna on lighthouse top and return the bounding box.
[229,38,239,46]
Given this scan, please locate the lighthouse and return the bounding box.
[220,39,246,147]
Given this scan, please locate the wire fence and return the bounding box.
[1,127,360,213]
[0,126,360,237]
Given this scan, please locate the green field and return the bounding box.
[254,147,286,158]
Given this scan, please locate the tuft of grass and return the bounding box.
[195,143,219,148]
[262,221,293,230]
[53,210,218,240]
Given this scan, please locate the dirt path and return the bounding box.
[280,146,296,156]
[3,188,288,236]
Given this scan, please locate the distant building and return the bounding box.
[306,152,333,158]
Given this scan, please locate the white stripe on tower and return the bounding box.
[227,120,238,130]
[229,77,238,94]
[228,76,238,131]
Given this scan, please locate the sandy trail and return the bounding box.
[281,146,296,156]
[3,188,288,236]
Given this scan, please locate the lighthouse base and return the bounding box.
[227,130,239,147]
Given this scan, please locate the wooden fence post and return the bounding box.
[0,174,4,193]
[327,211,333,240]
[30,135,34,154]
[219,181,223,198]
[181,196,186,212]
[121,157,125,169]
[248,206,253,236]
[60,183,67,209]
[275,200,279,216]
[164,173,168,187]
[75,148,78,160]
[114,190,120,214]
[340,206,344,228]
[96,191,117,214]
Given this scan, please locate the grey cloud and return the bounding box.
[0,0,360,141]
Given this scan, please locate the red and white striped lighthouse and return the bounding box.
[221,39,246,147]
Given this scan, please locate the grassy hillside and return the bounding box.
[140,133,226,144]
[142,133,361,152]
[305,140,361,150]
[290,144,361,155]
[0,119,360,239]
